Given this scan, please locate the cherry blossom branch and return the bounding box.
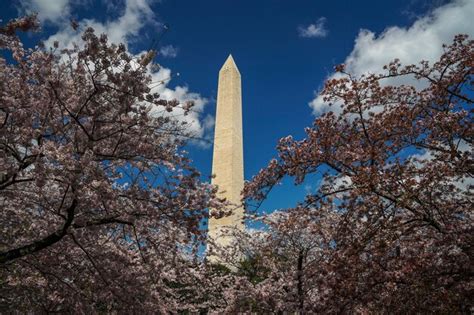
[0,198,77,264]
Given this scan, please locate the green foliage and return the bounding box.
[237,254,270,284]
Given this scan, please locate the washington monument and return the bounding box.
[208,55,245,258]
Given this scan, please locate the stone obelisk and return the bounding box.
[208,55,244,260]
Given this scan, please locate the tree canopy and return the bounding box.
[1,15,472,313]
[0,16,223,312]
[237,34,473,313]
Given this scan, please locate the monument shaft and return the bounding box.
[208,55,244,249]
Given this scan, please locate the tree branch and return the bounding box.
[0,198,77,264]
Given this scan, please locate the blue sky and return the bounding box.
[2,0,473,214]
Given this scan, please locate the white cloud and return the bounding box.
[39,0,210,142]
[202,114,215,131]
[310,0,474,115]
[19,0,71,24]
[159,45,178,58]
[298,17,328,38]
[44,0,155,49]
[148,67,210,139]
[319,175,353,200]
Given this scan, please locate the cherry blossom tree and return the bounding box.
[0,16,223,312]
[213,207,339,313]
[242,35,473,313]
